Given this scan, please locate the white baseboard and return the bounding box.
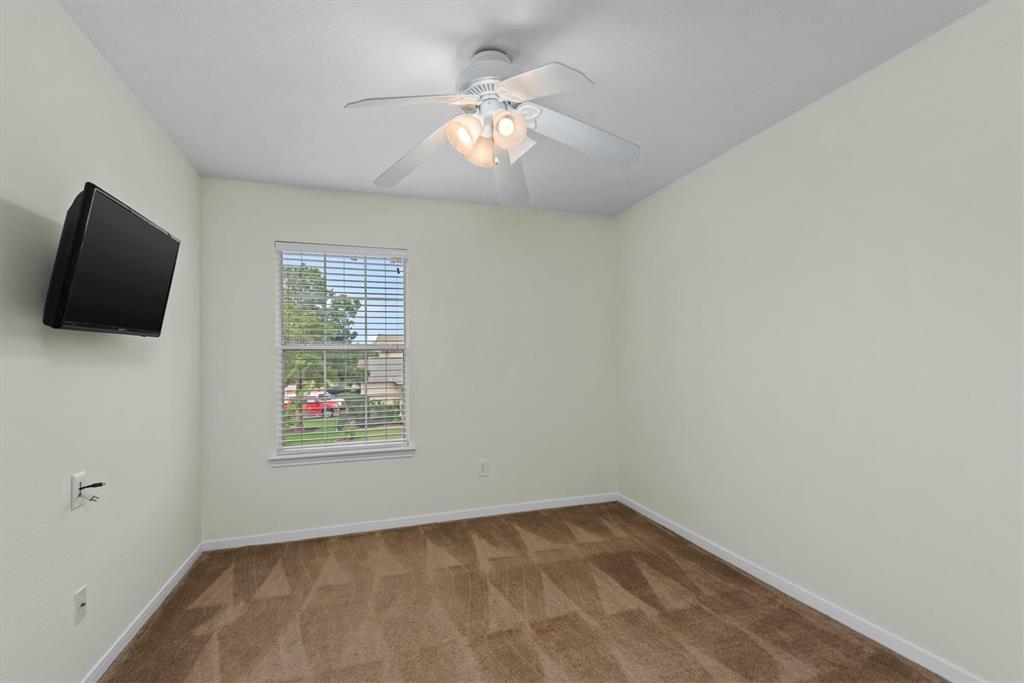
[202,492,619,551]
[615,494,983,683]
[82,543,202,683]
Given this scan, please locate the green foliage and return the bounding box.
[281,264,360,345]
[281,264,363,397]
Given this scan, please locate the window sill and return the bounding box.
[270,443,416,467]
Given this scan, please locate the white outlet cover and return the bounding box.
[74,585,87,625]
[477,460,489,477]
[70,472,86,510]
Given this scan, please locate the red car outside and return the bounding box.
[284,391,344,417]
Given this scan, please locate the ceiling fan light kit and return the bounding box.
[346,48,640,207]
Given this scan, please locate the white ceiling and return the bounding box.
[63,1,981,216]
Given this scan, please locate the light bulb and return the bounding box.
[496,117,515,137]
[465,136,495,168]
[445,115,482,155]
[492,110,527,150]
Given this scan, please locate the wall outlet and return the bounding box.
[70,472,86,511]
[477,459,489,478]
[74,585,87,625]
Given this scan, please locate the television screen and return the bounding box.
[43,183,180,337]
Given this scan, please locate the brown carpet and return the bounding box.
[102,503,941,682]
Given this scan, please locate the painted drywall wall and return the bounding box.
[614,2,1022,680]
[0,2,202,681]
[200,179,618,540]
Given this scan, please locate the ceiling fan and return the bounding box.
[345,49,641,207]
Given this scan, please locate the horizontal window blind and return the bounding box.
[276,243,408,456]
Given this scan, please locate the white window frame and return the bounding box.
[270,241,414,467]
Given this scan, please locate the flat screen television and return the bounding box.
[43,183,180,337]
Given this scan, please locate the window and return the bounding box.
[273,242,411,465]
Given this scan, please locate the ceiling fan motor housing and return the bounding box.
[456,49,517,99]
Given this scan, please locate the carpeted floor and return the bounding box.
[102,503,941,682]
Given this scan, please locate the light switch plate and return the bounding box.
[71,472,85,510]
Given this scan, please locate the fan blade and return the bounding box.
[494,148,529,207]
[374,120,452,188]
[531,105,640,168]
[508,136,537,164]
[496,63,593,103]
[346,94,478,108]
